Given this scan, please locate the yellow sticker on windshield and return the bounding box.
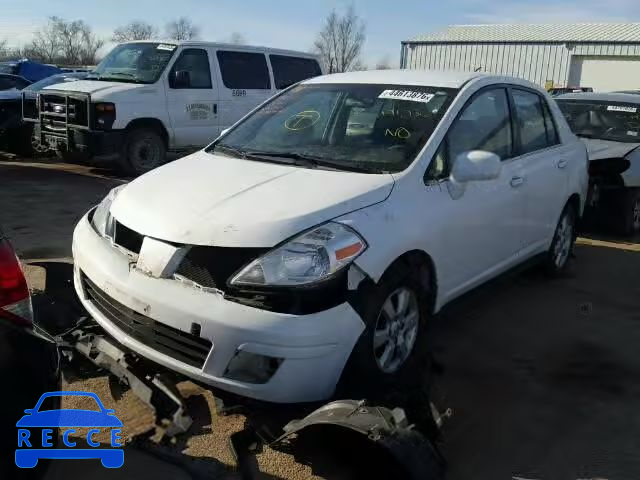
[284,111,321,130]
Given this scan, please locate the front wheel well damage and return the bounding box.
[352,250,438,314]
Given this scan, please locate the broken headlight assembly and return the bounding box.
[91,185,125,238]
[230,222,366,287]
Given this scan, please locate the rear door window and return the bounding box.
[512,89,553,154]
[216,51,271,90]
[270,55,322,89]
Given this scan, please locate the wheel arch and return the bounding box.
[567,192,581,218]
[370,249,438,314]
[125,118,169,148]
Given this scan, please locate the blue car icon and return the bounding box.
[16,391,124,468]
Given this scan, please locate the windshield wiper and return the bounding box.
[211,145,377,173]
[212,144,246,158]
[245,151,376,173]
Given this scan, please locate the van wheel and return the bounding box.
[339,261,431,399]
[545,204,576,276]
[120,127,166,176]
[621,188,640,236]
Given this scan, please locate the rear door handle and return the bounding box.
[557,159,568,169]
[510,176,524,188]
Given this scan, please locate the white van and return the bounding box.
[25,41,322,174]
[72,70,588,403]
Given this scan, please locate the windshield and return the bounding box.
[557,99,640,143]
[208,83,457,173]
[88,42,177,84]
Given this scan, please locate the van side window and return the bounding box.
[512,89,552,154]
[270,55,322,89]
[216,51,271,90]
[169,49,212,89]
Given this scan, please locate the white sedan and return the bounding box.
[72,69,588,403]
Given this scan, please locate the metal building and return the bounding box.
[401,23,640,91]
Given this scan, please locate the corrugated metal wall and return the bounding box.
[400,41,640,87]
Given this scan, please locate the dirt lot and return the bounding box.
[2,155,640,479]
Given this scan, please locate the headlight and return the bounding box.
[230,222,366,287]
[91,185,125,238]
[93,102,116,130]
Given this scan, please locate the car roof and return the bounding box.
[302,68,544,90]
[556,91,640,103]
[119,40,319,59]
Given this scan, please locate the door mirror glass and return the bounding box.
[172,70,191,88]
[450,150,501,183]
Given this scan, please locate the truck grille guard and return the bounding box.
[22,89,92,147]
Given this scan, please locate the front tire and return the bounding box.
[339,261,431,398]
[545,204,577,276]
[119,127,166,176]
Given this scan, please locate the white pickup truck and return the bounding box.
[24,41,322,174]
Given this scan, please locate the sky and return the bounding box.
[0,0,639,66]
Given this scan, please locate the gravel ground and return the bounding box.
[3,155,640,480]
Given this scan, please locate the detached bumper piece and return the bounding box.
[270,400,444,480]
[59,320,192,438]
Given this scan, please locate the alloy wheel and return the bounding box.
[373,287,420,374]
[553,212,574,268]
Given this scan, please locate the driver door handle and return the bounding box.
[557,159,568,169]
[510,176,524,188]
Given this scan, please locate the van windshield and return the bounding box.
[87,42,177,84]
[557,99,640,143]
[209,83,458,173]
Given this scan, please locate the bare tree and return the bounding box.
[313,5,365,73]
[165,17,200,41]
[0,39,8,60]
[113,21,158,42]
[25,17,104,65]
[27,18,61,63]
[228,32,246,45]
[375,55,392,70]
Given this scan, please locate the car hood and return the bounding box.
[0,88,21,100]
[581,138,640,161]
[110,151,395,247]
[43,79,158,101]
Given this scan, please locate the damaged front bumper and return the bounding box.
[72,213,366,403]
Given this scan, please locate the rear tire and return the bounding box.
[544,204,577,276]
[620,188,640,236]
[119,127,166,176]
[338,260,432,400]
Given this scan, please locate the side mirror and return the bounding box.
[172,70,191,88]
[450,150,501,183]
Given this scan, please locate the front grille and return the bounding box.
[40,93,88,127]
[114,221,144,254]
[81,273,212,368]
[175,246,268,290]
